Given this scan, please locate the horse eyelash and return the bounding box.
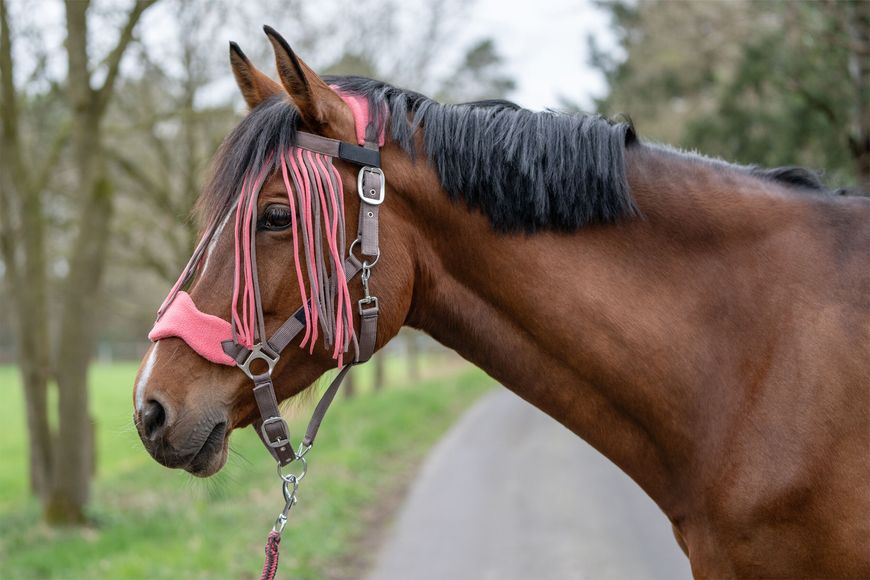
[257,205,293,231]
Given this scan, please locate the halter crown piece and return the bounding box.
[147,89,386,578]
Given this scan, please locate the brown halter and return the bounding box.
[220,129,384,471]
[147,88,386,577]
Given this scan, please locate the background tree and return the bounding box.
[591,0,869,191]
[437,39,516,102]
[0,0,159,524]
[0,0,57,501]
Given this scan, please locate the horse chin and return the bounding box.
[184,427,230,478]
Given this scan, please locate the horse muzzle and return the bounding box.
[135,397,230,477]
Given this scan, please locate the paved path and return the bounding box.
[367,389,693,580]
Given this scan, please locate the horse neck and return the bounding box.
[398,143,814,515]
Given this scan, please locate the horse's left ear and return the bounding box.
[263,25,347,133]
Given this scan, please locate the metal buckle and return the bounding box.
[260,416,291,449]
[358,296,379,314]
[357,166,385,205]
[237,343,280,380]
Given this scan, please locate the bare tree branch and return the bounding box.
[32,122,71,194]
[95,0,159,113]
[0,0,18,145]
[109,148,174,209]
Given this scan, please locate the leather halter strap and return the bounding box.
[226,129,385,467]
[295,131,381,168]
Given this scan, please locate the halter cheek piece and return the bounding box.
[147,90,387,578]
[148,92,385,468]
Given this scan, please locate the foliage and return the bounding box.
[0,362,492,578]
[437,39,517,103]
[592,0,869,190]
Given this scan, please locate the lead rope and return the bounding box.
[261,452,306,580]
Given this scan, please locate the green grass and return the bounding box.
[0,360,491,579]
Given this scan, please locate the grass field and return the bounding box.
[0,358,491,579]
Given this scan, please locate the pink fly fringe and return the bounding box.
[229,147,355,366]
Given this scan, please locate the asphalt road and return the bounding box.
[367,389,693,580]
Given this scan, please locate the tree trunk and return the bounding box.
[3,0,155,524]
[43,0,107,525]
[0,0,53,499]
[344,371,356,399]
[373,354,385,392]
[18,122,52,499]
[406,333,420,382]
[45,170,113,524]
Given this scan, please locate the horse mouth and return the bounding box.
[186,421,228,477]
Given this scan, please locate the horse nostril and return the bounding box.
[141,399,167,440]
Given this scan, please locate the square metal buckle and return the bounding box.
[357,166,385,205]
[260,416,291,449]
[358,296,379,315]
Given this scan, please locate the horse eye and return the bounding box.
[259,205,292,231]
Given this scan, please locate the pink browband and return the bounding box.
[149,91,379,368]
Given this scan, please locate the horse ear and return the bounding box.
[263,26,346,130]
[229,42,283,110]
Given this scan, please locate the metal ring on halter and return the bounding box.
[349,238,380,268]
[277,455,307,484]
[237,343,280,380]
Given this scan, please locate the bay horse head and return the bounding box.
[133,28,419,476]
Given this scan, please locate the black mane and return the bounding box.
[200,77,640,232]
[200,75,842,232]
[325,75,640,232]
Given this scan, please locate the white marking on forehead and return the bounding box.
[135,342,159,412]
[200,210,233,277]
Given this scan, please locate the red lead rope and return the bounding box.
[261,530,282,580]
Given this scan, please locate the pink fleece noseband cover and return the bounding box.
[148,91,377,367]
[149,291,235,365]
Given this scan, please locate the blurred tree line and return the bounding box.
[0,0,513,526]
[590,0,869,191]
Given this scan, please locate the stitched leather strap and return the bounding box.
[357,303,378,363]
[358,169,382,257]
[295,131,380,168]
[302,364,353,448]
[253,373,296,465]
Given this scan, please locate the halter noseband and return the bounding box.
[148,91,386,468]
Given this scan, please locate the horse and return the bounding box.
[133,27,870,579]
